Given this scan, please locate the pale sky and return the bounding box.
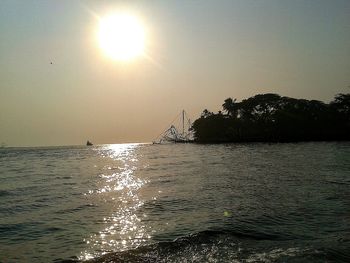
[0,0,349,147]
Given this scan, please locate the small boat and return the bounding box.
[86,140,93,146]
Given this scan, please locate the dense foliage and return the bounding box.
[192,93,350,143]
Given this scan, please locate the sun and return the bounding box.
[98,13,145,61]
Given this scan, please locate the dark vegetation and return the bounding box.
[192,93,350,143]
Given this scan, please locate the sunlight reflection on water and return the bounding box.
[1,143,349,262]
[80,144,150,260]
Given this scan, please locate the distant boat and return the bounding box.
[153,110,194,144]
[86,140,93,146]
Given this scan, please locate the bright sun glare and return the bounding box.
[98,13,145,61]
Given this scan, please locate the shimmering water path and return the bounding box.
[0,142,349,262]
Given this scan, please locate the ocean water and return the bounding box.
[0,142,349,263]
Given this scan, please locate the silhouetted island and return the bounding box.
[192,93,350,143]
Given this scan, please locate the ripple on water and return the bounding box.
[1,142,350,262]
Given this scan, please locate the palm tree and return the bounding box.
[222,98,237,118]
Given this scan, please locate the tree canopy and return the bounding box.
[192,93,350,143]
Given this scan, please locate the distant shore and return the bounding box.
[192,93,350,143]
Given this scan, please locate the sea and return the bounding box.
[0,142,349,263]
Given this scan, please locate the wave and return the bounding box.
[0,222,64,243]
[0,189,12,197]
[76,229,350,263]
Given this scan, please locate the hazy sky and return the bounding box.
[0,0,349,146]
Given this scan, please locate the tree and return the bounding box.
[331,93,350,117]
[222,98,237,118]
[201,109,213,118]
[192,93,350,143]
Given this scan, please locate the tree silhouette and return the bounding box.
[222,98,237,118]
[192,93,350,143]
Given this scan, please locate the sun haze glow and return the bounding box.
[98,13,145,61]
